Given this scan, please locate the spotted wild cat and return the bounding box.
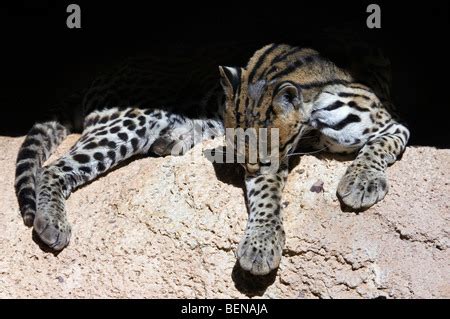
[15,43,409,275]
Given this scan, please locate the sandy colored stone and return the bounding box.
[0,135,449,298]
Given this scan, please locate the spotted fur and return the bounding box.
[15,43,409,276]
[220,44,409,274]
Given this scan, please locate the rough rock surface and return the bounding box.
[0,135,449,298]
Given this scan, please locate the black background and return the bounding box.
[0,0,448,147]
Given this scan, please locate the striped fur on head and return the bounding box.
[219,44,352,173]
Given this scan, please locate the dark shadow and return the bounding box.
[204,147,245,189]
[1,2,449,150]
[31,229,62,256]
[337,198,369,214]
[287,153,302,173]
[231,261,278,297]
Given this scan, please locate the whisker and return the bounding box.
[287,146,327,157]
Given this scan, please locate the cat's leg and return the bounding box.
[336,121,409,209]
[236,160,289,275]
[32,107,172,249]
[150,116,224,156]
[310,84,410,210]
[15,122,69,226]
[31,107,224,250]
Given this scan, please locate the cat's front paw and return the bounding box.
[337,167,388,210]
[236,226,285,275]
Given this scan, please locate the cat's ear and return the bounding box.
[273,81,302,111]
[219,66,242,95]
